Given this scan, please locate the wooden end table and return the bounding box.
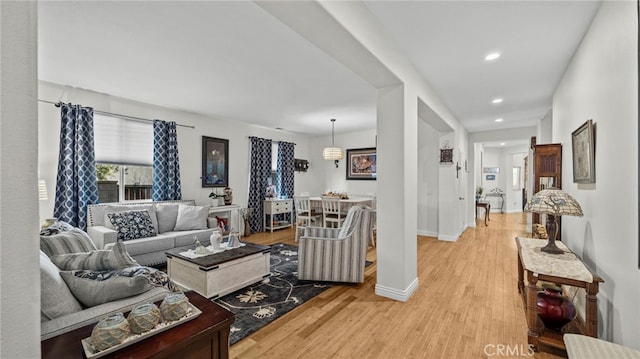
[41,291,234,359]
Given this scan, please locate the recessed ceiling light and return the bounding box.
[485,52,501,61]
[495,118,504,123]
[500,143,506,146]
[492,98,503,104]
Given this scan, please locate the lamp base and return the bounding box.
[540,238,564,254]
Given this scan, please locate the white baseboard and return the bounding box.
[417,230,438,237]
[437,234,458,242]
[375,277,419,302]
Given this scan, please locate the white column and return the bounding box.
[375,84,419,301]
[0,1,41,357]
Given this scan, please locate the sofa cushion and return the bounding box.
[40,251,83,320]
[61,266,178,307]
[103,204,159,234]
[115,233,175,256]
[40,228,97,257]
[107,210,157,240]
[174,204,208,231]
[61,271,153,308]
[39,220,75,236]
[51,241,138,271]
[155,203,179,233]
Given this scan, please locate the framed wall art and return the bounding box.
[346,147,377,180]
[483,167,500,174]
[202,136,229,187]
[571,119,596,184]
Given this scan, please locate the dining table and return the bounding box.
[309,196,375,212]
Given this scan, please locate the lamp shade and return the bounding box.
[322,147,344,161]
[524,188,583,217]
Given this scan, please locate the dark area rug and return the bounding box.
[213,243,332,345]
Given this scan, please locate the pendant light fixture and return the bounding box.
[322,118,343,168]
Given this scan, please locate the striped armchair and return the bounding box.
[298,205,375,283]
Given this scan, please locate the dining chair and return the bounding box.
[321,196,347,228]
[293,195,321,241]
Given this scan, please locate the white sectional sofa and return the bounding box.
[87,200,219,266]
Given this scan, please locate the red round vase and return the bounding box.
[536,284,577,330]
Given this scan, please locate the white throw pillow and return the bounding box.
[174,204,208,231]
[40,251,83,319]
[155,203,179,233]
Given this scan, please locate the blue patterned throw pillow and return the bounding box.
[107,210,156,241]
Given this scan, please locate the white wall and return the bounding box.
[307,128,378,196]
[38,81,316,225]
[0,2,41,357]
[552,1,639,348]
[417,120,440,236]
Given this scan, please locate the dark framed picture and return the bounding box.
[572,119,596,184]
[346,147,377,180]
[486,174,496,181]
[202,136,229,187]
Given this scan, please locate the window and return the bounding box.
[96,164,153,202]
[270,142,279,186]
[94,114,154,202]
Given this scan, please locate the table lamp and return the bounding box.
[524,188,583,254]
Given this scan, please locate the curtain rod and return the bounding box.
[248,136,296,145]
[38,99,195,129]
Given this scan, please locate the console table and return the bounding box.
[41,291,234,359]
[516,237,603,353]
[475,201,490,226]
[263,198,293,232]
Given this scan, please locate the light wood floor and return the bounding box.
[230,214,566,358]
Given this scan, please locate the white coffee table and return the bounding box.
[166,243,271,299]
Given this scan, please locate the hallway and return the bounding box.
[231,213,566,358]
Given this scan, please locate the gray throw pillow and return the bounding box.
[60,272,153,308]
[40,228,97,257]
[155,203,179,233]
[40,251,83,320]
[107,210,156,241]
[51,241,138,271]
[174,204,208,231]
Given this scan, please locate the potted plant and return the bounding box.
[475,186,484,202]
[209,190,225,207]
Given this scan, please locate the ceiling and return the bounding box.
[38,1,602,137]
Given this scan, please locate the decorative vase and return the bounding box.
[91,313,130,351]
[210,231,223,250]
[224,187,233,205]
[243,218,251,237]
[160,293,190,322]
[127,303,161,334]
[210,198,219,207]
[536,283,577,330]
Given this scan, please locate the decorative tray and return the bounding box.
[81,302,202,359]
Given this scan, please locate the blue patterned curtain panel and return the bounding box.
[248,137,272,232]
[276,141,295,223]
[53,103,99,230]
[152,120,182,201]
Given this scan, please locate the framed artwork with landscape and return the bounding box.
[571,119,595,184]
[202,136,229,187]
[346,147,377,180]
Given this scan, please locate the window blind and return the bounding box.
[94,114,153,166]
